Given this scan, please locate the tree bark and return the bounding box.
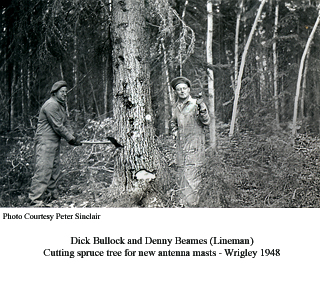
[110,0,165,201]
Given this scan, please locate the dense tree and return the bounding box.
[0,0,112,133]
[1,0,320,136]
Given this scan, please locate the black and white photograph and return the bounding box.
[1,0,319,287]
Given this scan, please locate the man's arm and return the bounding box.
[196,98,210,125]
[44,103,75,142]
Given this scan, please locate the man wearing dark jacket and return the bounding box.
[29,80,82,206]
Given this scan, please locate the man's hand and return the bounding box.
[196,98,207,112]
[68,137,82,146]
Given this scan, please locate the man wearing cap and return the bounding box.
[28,80,82,206]
[170,76,210,206]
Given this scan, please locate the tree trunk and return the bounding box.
[292,11,320,136]
[229,0,267,137]
[110,0,165,201]
[207,0,216,149]
[163,70,170,135]
[21,67,25,124]
[313,70,320,133]
[179,0,189,75]
[10,64,16,131]
[234,0,244,89]
[273,0,280,128]
[73,21,79,109]
[103,55,109,117]
[103,22,113,118]
[300,49,310,121]
[256,44,267,102]
[27,46,32,127]
[162,44,174,108]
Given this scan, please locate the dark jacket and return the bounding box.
[35,97,75,142]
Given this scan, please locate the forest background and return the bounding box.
[1,0,320,208]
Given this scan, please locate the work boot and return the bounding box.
[29,199,47,207]
[27,193,47,207]
[51,190,59,200]
[44,190,59,203]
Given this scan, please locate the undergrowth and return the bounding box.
[1,121,320,208]
[199,132,320,208]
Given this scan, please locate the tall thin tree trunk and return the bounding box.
[10,65,16,131]
[73,30,78,108]
[225,49,235,93]
[257,47,267,102]
[179,0,189,75]
[163,68,169,135]
[292,11,320,136]
[27,47,31,127]
[300,49,310,120]
[102,3,112,117]
[273,0,280,127]
[103,55,108,117]
[234,0,244,89]
[313,70,320,133]
[168,8,175,74]
[161,38,174,135]
[229,0,267,137]
[207,0,216,149]
[21,67,25,124]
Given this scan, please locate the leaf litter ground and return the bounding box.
[1,130,320,208]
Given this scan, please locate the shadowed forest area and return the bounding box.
[1,0,320,208]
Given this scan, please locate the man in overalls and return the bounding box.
[170,77,210,206]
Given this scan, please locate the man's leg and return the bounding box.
[29,140,58,201]
[46,142,61,200]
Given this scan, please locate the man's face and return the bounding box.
[55,86,68,102]
[175,83,190,100]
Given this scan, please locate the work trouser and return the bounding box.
[179,164,201,206]
[177,141,205,206]
[29,138,61,201]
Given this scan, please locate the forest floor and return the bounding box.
[1,125,320,208]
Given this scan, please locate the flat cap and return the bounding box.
[170,76,191,89]
[50,80,67,94]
